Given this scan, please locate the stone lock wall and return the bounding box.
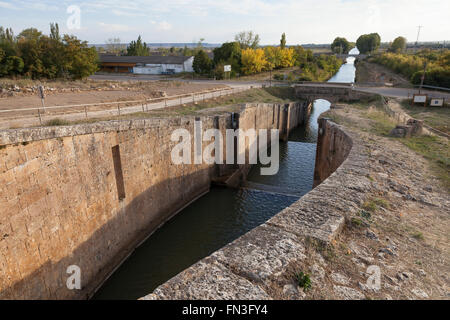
[0,102,309,299]
[142,119,364,300]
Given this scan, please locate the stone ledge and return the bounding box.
[141,120,368,300]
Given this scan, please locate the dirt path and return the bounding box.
[292,104,449,300]
[356,60,411,86]
[271,103,449,300]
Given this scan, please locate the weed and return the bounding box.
[412,232,424,240]
[295,272,312,292]
[45,118,71,126]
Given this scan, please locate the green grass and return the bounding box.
[400,99,450,134]
[295,272,312,292]
[400,135,450,190]
[44,118,71,126]
[38,87,298,125]
[411,232,424,240]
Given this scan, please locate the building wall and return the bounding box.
[183,57,194,73]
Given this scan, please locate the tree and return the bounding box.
[389,36,407,53]
[331,37,351,54]
[106,37,124,55]
[213,42,242,75]
[62,35,99,79]
[280,33,286,49]
[127,35,149,56]
[356,33,381,54]
[241,48,267,75]
[234,31,260,49]
[193,50,212,74]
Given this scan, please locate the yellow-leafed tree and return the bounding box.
[241,48,267,75]
[280,48,295,68]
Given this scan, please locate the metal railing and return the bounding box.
[0,86,255,125]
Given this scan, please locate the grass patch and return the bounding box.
[295,272,312,292]
[39,87,298,125]
[400,135,449,191]
[364,109,397,136]
[400,99,450,134]
[412,232,424,240]
[44,118,71,126]
[362,200,377,213]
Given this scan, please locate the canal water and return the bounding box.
[94,50,357,300]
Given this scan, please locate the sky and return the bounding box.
[0,0,449,45]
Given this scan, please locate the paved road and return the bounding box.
[91,74,450,100]
[0,85,260,129]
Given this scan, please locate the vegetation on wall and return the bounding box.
[0,24,99,79]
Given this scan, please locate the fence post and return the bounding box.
[84,106,88,118]
[38,108,42,125]
[118,103,121,116]
[193,94,195,103]
[165,98,167,107]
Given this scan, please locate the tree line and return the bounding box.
[0,24,99,79]
[193,32,343,81]
[371,50,450,88]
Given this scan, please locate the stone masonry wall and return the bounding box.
[0,102,308,299]
[142,119,363,300]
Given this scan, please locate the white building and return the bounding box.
[100,55,194,74]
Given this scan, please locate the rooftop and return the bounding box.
[99,54,193,65]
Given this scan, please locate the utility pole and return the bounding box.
[415,26,423,53]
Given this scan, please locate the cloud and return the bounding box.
[98,22,134,32]
[0,1,17,9]
[155,21,172,31]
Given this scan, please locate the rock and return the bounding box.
[283,284,297,294]
[331,273,350,286]
[333,285,365,300]
[384,294,393,300]
[365,229,379,241]
[411,288,429,299]
[418,269,426,277]
[423,186,433,192]
[351,257,366,268]
[397,272,412,281]
[379,247,396,256]
[310,264,325,280]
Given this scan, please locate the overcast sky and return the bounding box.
[0,0,449,45]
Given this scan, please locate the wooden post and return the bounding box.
[118,103,121,116]
[37,108,42,125]
[84,106,88,118]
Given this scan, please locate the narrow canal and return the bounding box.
[94,49,358,300]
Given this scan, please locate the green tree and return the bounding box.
[62,35,99,79]
[193,50,212,74]
[213,42,242,75]
[331,37,351,54]
[280,33,286,49]
[127,35,149,56]
[356,33,381,54]
[234,31,260,49]
[389,36,407,53]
